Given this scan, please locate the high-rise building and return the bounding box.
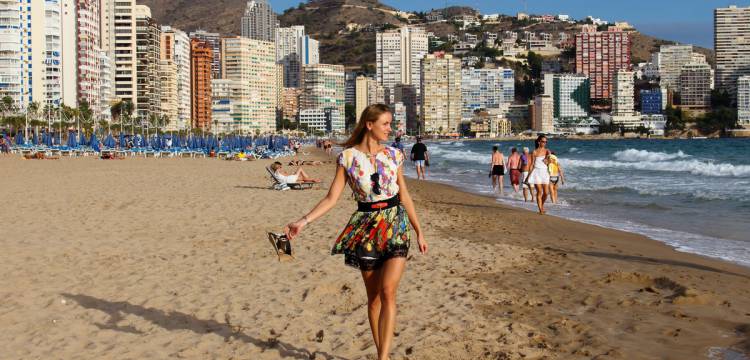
[241,0,277,42]
[345,71,357,106]
[99,52,113,119]
[221,36,277,133]
[355,75,378,121]
[0,0,24,105]
[715,5,750,97]
[533,95,554,133]
[393,84,417,132]
[299,108,344,134]
[612,71,635,115]
[276,26,304,87]
[461,68,512,119]
[190,30,222,79]
[159,60,178,128]
[376,26,428,100]
[421,53,461,134]
[737,76,750,128]
[300,35,319,66]
[211,79,239,133]
[300,64,346,117]
[282,87,302,121]
[161,26,191,131]
[640,89,663,115]
[76,0,101,114]
[553,74,590,119]
[658,45,693,90]
[680,62,712,113]
[190,39,213,130]
[575,29,631,100]
[107,0,137,107]
[135,6,161,120]
[43,0,76,107]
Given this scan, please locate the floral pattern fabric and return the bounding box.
[337,146,404,203]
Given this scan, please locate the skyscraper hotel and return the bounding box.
[299,64,346,118]
[221,36,276,133]
[190,39,212,130]
[679,62,712,115]
[161,26,191,130]
[241,0,277,42]
[575,28,631,102]
[134,5,161,120]
[420,53,461,134]
[105,0,138,108]
[190,30,222,79]
[715,5,750,98]
[376,26,428,103]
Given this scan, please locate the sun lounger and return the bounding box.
[265,166,314,190]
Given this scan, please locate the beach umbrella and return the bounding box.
[44,132,53,146]
[15,131,23,145]
[79,131,86,146]
[90,133,100,152]
[172,135,180,148]
[119,132,125,149]
[67,131,77,148]
[104,133,115,148]
[32,130,38,145]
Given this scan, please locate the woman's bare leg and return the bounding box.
[377,257,406,360]
[294,168,319,182]
[362,269,383,353]
[534,184,544,214]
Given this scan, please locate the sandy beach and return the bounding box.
[1,149,749,359]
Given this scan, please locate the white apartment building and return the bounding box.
[658,45,693,90]
[737,76,750,128]
[276,26,319,88]
[0,0,25,106]
[715,5,750,97]
[77,0,101,114]
[461,68,508,119]
[105,0,138,107]
[298,108,344,134]
[552,74,590,119]
[211,79,239,134]
[300,64,345,117]
[221,36,276,133]
[241,0,277,42]
[135,5,160,120]
[421,53,461,134]
[612,71,635,115]
[376,26,428,100]
[99,51,112,120]
[158,60,178,128]
[161,26,191,130]
[680,62,712,113]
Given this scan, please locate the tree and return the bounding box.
[696,107,737,135]
[664,105,685,131]
[711,89,732,108]
[526,51,543,78]
[78,99,94,132]
[345,103,356,129]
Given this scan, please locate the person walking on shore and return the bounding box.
[547,152,565,204]
[524,135,551,214]
[410,136,429,180]
[284,104,428,360]
[489,146,505,194]
[391,136,405,158]
[521,147,532,202]
[507,148,522,194]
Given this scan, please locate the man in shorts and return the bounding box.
[521,147,532,202]
[507,148,522,194]
[410,136,429,180]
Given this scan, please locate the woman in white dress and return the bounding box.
[524,135,551,214]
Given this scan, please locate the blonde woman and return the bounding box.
[285,104,428,360]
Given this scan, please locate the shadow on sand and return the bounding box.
[61,293,344,360]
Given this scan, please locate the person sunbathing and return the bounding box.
[288,159,324,166]
[24,152,59,160]
[271,161,320,183]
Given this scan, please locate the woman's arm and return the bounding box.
[559,166,565,184]
[284,165,348,240]
[396,166,428,254]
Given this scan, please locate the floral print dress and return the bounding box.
[331,146,412,270]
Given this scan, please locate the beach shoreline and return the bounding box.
[1,149,748,359]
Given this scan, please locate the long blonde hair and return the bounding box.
[341,103,391,148]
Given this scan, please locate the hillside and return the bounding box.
[142,0,714,68]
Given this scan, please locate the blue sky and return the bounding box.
[272,0,750,49]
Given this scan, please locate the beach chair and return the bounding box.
[265,166,314,190]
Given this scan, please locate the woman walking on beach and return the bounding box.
[524,135,551,214]
[284,103,428,360]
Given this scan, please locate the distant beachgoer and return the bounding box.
[521,147,532,202]
[284,104,427,360]
[166,137,173,149]
[293,141,301,155]
[547,152,565,204]
[507,148,522,193]
[271,162,320,184]
[410,136,429,180]
[391,136,405,158]
[0,137,9,154]
[489,145,505,194]
[525,135,551,214]
[209,147,216,158]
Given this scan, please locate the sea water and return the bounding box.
[401,138,750,267]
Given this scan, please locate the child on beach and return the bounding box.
[284,104,428,360]
[547,153,565,204]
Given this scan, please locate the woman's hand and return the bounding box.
[416,233,428,254]
[284,219,306,240]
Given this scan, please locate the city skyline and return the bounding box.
[270,0,731,49]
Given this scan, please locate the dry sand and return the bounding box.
[0,149,749,360]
